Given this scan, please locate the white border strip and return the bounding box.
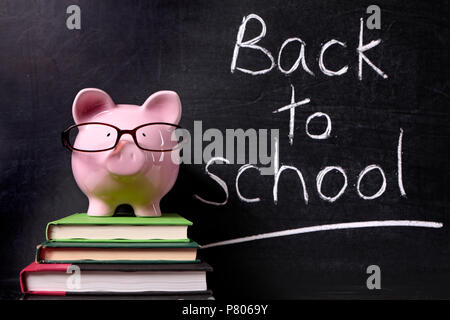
[200,220,443,249]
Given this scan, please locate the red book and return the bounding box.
[20,261,212,296]
[20,262,70,295]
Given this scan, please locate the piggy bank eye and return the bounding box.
[71,123,118,151]
[136,124,180,151]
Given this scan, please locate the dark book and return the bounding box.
[22,292,214,300]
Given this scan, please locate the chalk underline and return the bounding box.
[200,220,443,249]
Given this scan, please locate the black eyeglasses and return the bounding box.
[62,122,183,152]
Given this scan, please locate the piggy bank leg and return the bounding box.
[134,202,161,217]
[87,197,115,216]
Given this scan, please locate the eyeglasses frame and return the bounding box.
[62,121,183,152]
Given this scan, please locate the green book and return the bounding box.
[46,213,192,243]
[36,240,200,264]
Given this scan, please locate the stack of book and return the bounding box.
[20,213,213,300]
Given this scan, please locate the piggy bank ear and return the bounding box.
[142,91,182,125]
[73,88,116,124]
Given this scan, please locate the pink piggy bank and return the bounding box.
[62,88,182,217]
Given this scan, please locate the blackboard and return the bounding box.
[0,0,449,299]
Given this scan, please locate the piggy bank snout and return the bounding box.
[106,140,147,176]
